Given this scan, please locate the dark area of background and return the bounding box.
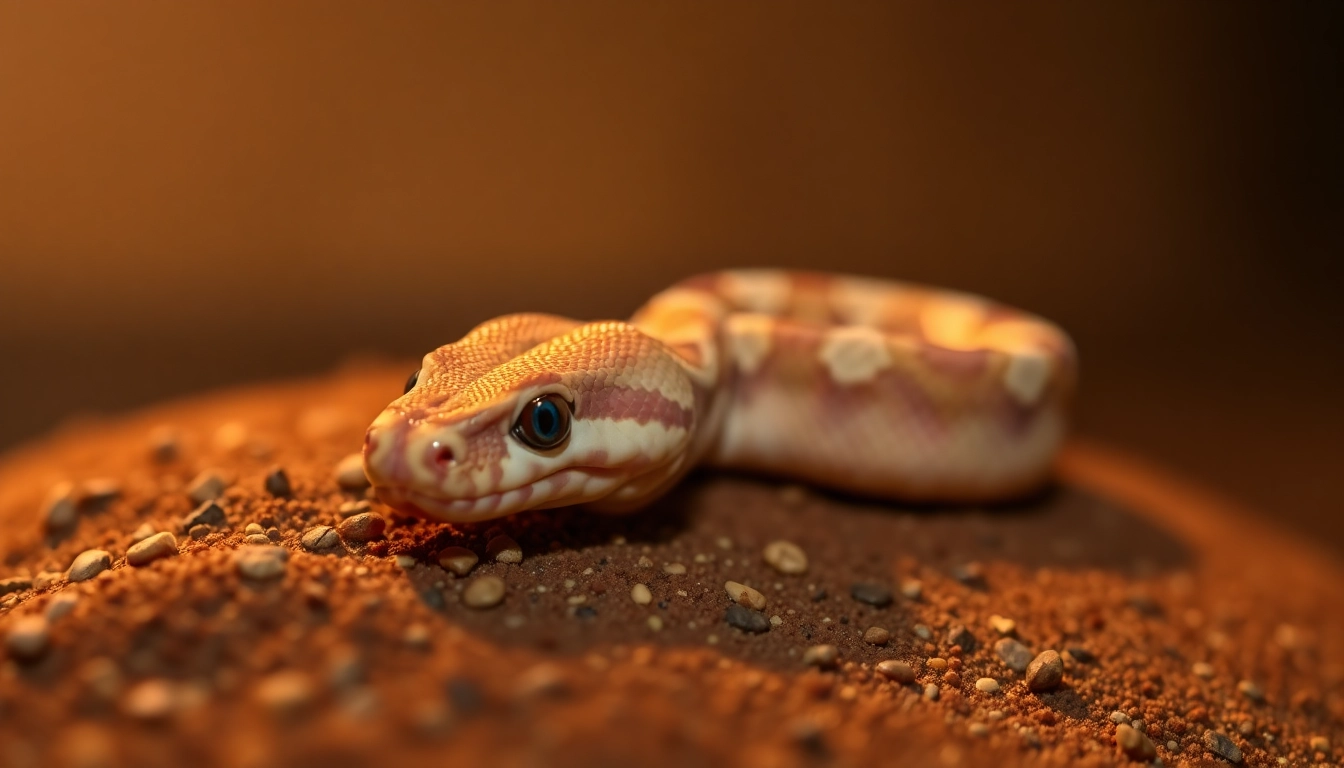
[1,4,1340,551]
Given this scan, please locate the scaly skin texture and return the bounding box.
[363,270,1076,522]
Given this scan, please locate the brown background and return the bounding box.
[1,4,1340,550]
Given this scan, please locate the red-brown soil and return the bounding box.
[0,362,1340,768]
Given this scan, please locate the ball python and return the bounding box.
[362,270,1076,522]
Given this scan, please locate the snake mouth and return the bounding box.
[374,467,625,523]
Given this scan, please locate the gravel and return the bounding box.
[802,644,839,669]
[42,482,79,532]
[486,535,523,564]
[974,677,1000,693]
[1025,650,1064,692]
[334,453,370,490]
[263,467,292,497]
[437,547,479,576]
[463,576,506,609]
[1115,723,1156,761]
[1203,730,1243,763]
[67,549,112,582]
[875,660,915,684]
[337,512,387,543]
[630,583,653,605]
[5,616,50,660]
[762,540,808,574]
[301,526,341,551]
[947,625,977,653]
[862,626,891,645]
[994,637,1034,673]
[182,500,227,531]
[724,604,770,634]
[125,532,178,566]
[849,582,893,607]
[186,470,228,505]
[725,580,766,610]
[234,545,289,579]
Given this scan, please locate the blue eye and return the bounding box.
[513,394,572,450]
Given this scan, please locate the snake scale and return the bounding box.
[363,270,1076,522]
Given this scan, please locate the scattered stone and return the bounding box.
[301,526,341,551]
[1192,661,1215,678]
[647,616,664,631]
[900,579,923,600]
[989,614,1016,635]
[1116,723,1157,761]
[463,576,506,609]
[186,470,228,505]
[927,658,948,671]
[437,547,479,576]
[1202,731,1243,763]
[130,523,155,543]
[802,644,839,669]
[5,616,50,660]
[122,679,178,720]
[875,659,915,684]
[663,562,687,575]
[78,478,121,508]
[42,482,79,531]
[1025,650,1064,692]
[234,545,289,579]
[1310,736,1330,753]
[0,576,32,596]
[631,583,653,606]
[263,467,292,497]
[862,626,891,645]
[947,624,978,652]
[243,533,269,546]
[337,512,387,543]
[335,453,370,490]
[254,670,315,718]
[45,592,79,621]
[724,604,770,634]
[1065,646,1095,664]
[923,684,939,701]
[245,523,265,536]
[181,500,227,531]
[32,571,61,590]
[1237,679,1264,702]
[486,535,522,564]
[1110,711,1132,725]
[725,580,766,610]
[762,540,808,574]
[126,532,178,566]
[67,549,112,582]
[968,723,990,738]
[148,425,180,463]
[850,582,893,607]
[338,499,371,517]
[995,637,1034,673]
[913,624,932,640]
[952,561,985,585]
[394,555,417,569]
[975,677,1000,693]
[189,524,211,540]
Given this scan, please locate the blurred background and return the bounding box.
[1,3,1340,551]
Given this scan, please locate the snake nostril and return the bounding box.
[431,440,455,465]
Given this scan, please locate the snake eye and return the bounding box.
[404,369,421,394]
[512,394,571,451]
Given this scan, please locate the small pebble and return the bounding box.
[1025,650,1064,692]
[631,583,653,606]
[335,453,370,490]
[1110,711,1132,725]
[875,659,915,684]
[5,616,50,660]
[1065,646,1095,663]
[769,615,783,627]
[663,562,687,575]
[647,616,664,631]
[126,532,178,566]
[122,679,177,720]
[181,500,227,531]
[1116,723,1157,761]
[486,535,523,564]
[947,624,977,652]
[463,576,506,609]
[254,670,315,718]
[913,624,932,640]
[900,579,923,600]
[130,523,155,543]
[975,677,1000,693]
[995,637,1034,673]
[189,524,211,540]
[724,604,770,634]
[67,549,112,582]
[337,512,387,543]
[234,546,289,580]
[725,580,767,610]
[45,592,79,621]
[403,623,431,649]
[927,657,948,671]
[862,626,891,645]
[245,533,272,545]
[762,540,808,574]
[395,554,417,569]
[42,482,79,531]
[148,425,180,462]
[952,561,985,585]
[1310,736,1330,753]
[850,582,893,607]
[968,723,990,738]
[78,478,121,508]
[923,683,939,701]
[186,470,228,505]
[437,547,479,576]
[263,467,292,497]
[301,526,341,551]
[32,571,61,590]
[1237,679,1264,702]
[245,523,265,536]
[1203,731,1243,764]
[988,614,1016,635]
[802,644,839,669]
[1192,661,1215,678]
[338,499,371,517]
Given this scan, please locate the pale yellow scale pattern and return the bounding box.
[363,270,1076,522]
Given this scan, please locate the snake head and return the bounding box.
[363,316,699,522]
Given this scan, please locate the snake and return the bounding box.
[362,270,1076,523]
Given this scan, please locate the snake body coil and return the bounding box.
[363,270,1076,522]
